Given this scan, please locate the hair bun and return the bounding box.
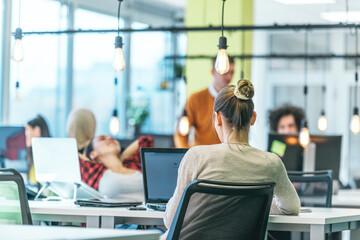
[234,79,254,100]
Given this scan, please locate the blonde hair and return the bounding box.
[66,108,96,150]
[214,79,255,130]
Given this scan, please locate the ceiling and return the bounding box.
[255,0,360,24]
[146,0,187,9]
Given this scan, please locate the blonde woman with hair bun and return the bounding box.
[162,79,300,240]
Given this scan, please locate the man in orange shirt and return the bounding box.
[174,57,235,148]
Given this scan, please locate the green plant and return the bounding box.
[127,99,149,127]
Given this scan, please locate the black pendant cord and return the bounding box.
[321,31,330,114]
[221,0,225,37]
[114,77,118,111]
[355,26,359,109]
[18,0,21,27]
[304,30,309,114]
[241,31,245,79]
[117,0,123,37]
[321,85,326,114]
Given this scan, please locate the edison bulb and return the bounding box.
[11,28,24,62]
[109,116,120,135]
[11,39,24,62]
[299,127,310,148]
[215,49,230,74]
[178,116,190,136]
[112,36,125,72]
[113,47,125,72]
[350,114,360,135]
[317,115,327,132]
[15,88,21,101]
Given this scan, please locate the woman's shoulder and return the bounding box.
[190,144,227,154]
[248,146,282,165]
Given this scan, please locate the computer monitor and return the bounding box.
[0,126,27,173]
[140,147,188,204]
[267,133,342,180]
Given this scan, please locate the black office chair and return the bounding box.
[287,170,333,208]
[166,179,275,240]
[0,168,32,225]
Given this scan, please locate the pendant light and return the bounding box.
[112,0,126,72]
[109,77,120,135]
[178,109,190,136]
[318,103,328,132]
[11,0,23,62]
[215,0,230,75]
[351,26,360,134]
[299,30,311,148]
[110,109,120,135]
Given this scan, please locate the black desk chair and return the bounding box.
[287,170,333,208]
[0,168,32,225]
[166,179,275,240]
[288,170,337,240]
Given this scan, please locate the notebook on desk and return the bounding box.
[74,199,141,208]
[140,147,188,211]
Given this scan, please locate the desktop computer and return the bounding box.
[267,133,342,180]
[0,126,27,173]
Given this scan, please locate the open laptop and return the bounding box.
[140,147,188,211]
[32,138,104,200]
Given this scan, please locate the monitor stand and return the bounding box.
[35,182,81,202]
[72,183,81,202]
[34,182,50,201]
[303,142,316,172]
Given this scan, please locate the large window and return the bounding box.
[269,32,330,71]
[349,86,360,178]
[73,9,125,137]
[130,22,173,135]
[9,0,67,136]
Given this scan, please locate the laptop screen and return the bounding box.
[141,148,188,204]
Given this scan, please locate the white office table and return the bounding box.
[29,201,101,228]
[268,208,360,239]
[332,189,360,208]
[100,207,164,228]
[101,207,360,240]
[29,201,360,240]
[29,201,164,227]
[0,224,159,240]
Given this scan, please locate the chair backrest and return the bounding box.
[166,180,275,240]
[0,168,32,225]
[287,170,332,208]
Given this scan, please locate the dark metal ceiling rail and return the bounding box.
[164,54,360,60]
[20,23,360,35]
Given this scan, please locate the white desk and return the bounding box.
[332,189,360,208]
[101,207,360,240]
[268,208,360,239]
[0,224,159,240]
[29,201,101,228]
[29,201,360,240]
[100,207,164,228]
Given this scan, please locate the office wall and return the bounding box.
[185,0,253,96]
